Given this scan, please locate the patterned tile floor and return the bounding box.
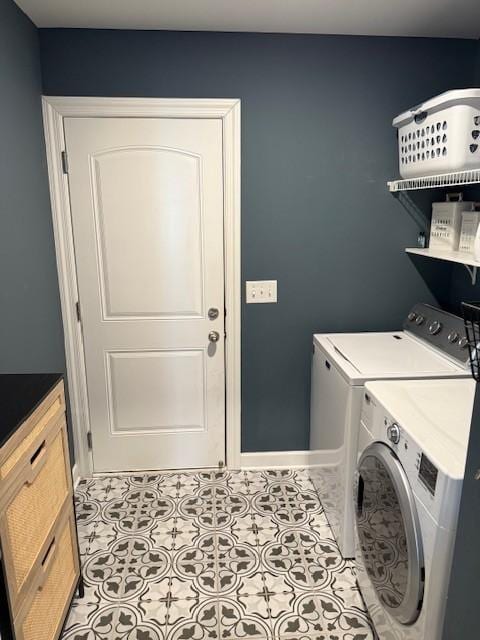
[63,469,375,640]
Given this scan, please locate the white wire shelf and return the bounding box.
[388,168,480,192]
[406,247,480,284]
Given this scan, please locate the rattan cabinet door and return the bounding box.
[0,391,64,484]
[14,513,79,640]
[0,420,71,613]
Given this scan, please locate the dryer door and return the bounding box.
[356,442,424,625]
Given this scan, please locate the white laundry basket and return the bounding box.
[393,89,480,179]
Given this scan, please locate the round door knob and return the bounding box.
[387,423,401,444]
[209,331,220,343]
[208,308,220,320]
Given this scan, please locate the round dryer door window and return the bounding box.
[356,442,425,625]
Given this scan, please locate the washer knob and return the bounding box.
[408,312,417,322]
[415,315,425,325]
[459,337,469,349]
[428,320,442,335]
[448,331,459,344]
[387,423,401,445]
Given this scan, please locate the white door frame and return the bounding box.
[42,96,241,478]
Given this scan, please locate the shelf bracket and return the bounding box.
[464,264,478,285]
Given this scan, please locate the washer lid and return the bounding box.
[326,332,462,377]
[366,378,476,479]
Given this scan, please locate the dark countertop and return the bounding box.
[0,374,63,449]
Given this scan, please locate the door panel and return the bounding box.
[64,117,225,471]
[106,350,206,434]
[356,442,424,625]
[91,148,204,319]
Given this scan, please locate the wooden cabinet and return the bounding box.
[0,376,81,640]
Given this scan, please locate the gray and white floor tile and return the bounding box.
[63,469,375,640]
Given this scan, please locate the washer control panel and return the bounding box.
[380,414,442,515]
[367,399,460,524]
[404,303,469,365]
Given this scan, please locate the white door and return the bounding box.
[64,117,225,472]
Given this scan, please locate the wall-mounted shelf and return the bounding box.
[388,168,480,192]
[406,247,480,284]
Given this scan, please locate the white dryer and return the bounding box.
[355,378,475,640]
[310,303,471,558]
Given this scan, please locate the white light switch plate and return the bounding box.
[246,280,277,303]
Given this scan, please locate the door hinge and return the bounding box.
[75,301,81,323]
[86,431,93,451]
[61,150,69,174]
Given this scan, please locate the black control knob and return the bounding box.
[458,337,469,349]
[447,331,459,344]
[408,312,417,322]
[428,320,442,335]
[415,315,425,325]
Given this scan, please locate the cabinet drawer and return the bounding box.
[0,384,64,483]
[1,420,71,611]
[14,512,79,640]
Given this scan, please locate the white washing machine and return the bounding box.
[355,378,475,640]
[309,303,471,558]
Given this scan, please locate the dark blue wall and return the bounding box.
[0,2,65,376]
[39,29,478,452]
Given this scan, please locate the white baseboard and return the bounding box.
[240,450,315,470]
[71,463,81,488]
[240,449,337,470]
